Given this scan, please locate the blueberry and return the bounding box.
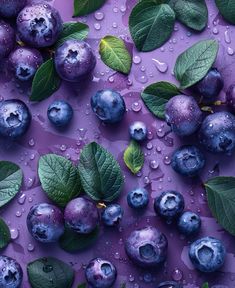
[157,281,183,288]
[47,100,73,127]
[85,258,117,288]
[189,237,226,272]
[199,111,235,154]
[54,39,96,82]
[17,3,62,48]
[127,188,149,209]
[129,121,147,141]
[165,95,202,136]
[0,0,26,18]
[0,256,23,288]
[226,84,235,113]
[0,21,15,59]
[154,191,185,220]
[0,99,31,139]
[125,226,168,267]
[27,203,64,243]
[9,47,43,81]
[64,197,99,234]
[91,89,126,124]
[171,145,206,177]
[177,211,201,236]
[101,204,123,226]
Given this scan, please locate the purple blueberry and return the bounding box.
[27,203,65,243]
[0,256,23,288]
[177,211,201,236]
[127,188,149,209]
[47,100,73,127]
[125,226,168,267]
[0,20,15,59]
[54,39,96,82]
[0,99,31,139]
[129,121,147,141]
[101,204,123,226]
[165,95,202,136]
[85,258,117,288]
[157,281,183,288]
[0,0,26,18]
[199,111,235,154]
[226,84,235,113]
[17,3,62,48]
[64,197,99,234]
[9,47,43,81]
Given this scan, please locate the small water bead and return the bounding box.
[127,78,133,86]
[212,27,219,35]
[27,243,35,252]
[60,144,67,152]
[143,273,152,283]
[94,23,101,30]
[112,22,118,28]
[43,264,53,273]
[135,74,148,84]
[150,160,159,170]
[30,154,35,160]
[172,268,183,281]
[114,252,120,259]
[28,197,33,203]
[113,7,118,13]
[152,59,168,73]
[120,5,126,13]
[18,193,26,205]
[108,76,114,83]
[136,171,142,177]
[146,142,153,150]
[131,101,142,112]
[143,176,150,184]
[26,177,34,188]
[129,275,135,282]
[156,146,161,153]
[140,65,146,72]
[227,47,234,55]
[28,138,35,147]
[10,228,19,240]
[15,211,22,217]
[94,12,104,21]
[133,55,142,64]
[224,30,231,43]
[163,155,171,165]
[134,284,139,288]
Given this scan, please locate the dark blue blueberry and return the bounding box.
[157,281,183,288]
[199,111,235,154]
[177,211,201,236]
[129,121,147,141]
[127,188,149,209]
[0,20,15,59]
[0,99,31,139]
[0,0,26,18]
[226,84,235,113]
[27,203,65,243]
[47,100,73,127]
[171,145,206,177]
[101,204,123,226]
[125,226,168,267]
[154,191,185,220]
[91,89,126,124]
[85,258,117,288]
[0,256,23,288]
[189,237,226,272]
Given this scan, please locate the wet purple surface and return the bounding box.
[1,0,235,287]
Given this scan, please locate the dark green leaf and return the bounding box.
[129,1,175,52]
[78,142,124,202]
[0,218,10,249]
[30,59,61,102]
[174,39,219,89]
[123,141,144,174]
[77,284,86,288]
[202,283,209,288]
[215,0,235,24]
[141,81,180,119]
[27,257,74,288]
[38,154,82,207]
[73,0,106,17]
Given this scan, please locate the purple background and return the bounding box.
[0,0,235,287]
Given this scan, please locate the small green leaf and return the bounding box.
[202,283,209,288]
[174,39,219,89]
[215,0,235,24]
[27,257,74,288]
[124,141,144,174]
[141,81,181,119]
[99,35,132,74]
[129,1,175,52]
[30,59,61,102]
[0,218,10,249]
[77,284,86,288]
[0,161,23,208]
[78,142,124,202]
[38,154,82,207]
[73,0,106,17]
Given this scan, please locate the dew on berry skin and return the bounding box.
[27,243,35,252]
[152,58,168,73]
[131,101,142,112]
[10,228,19,240]
[172,268,183,281]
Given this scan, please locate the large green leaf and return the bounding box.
[123,141,144,174]
[0,218,10,249]
[73,0,106,16]
[215,0,235,24]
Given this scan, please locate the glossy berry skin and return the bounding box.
[85,258,117,288]
[17,3,62,48]
[127,188,149,209]
[226,84,235,113]
[64,197,99,234]
[91,89,126,124]
[0,0,26,18]
[0,256,23,288]
[154,191,185,220]
[189,237,226,273]
[0,21,15,59]
[47,100,73,127]
[9,47,43,81]
[54,39,96,82]
[177,211,201,236]
[157,281,183,288]
[27,203,64,243]
[0,99,31,139]
[171,145,206,177]
[129,121,147,141]
[165,95,202,136]
[199,111,235,154]
[125,226,168,267]
[101,204,123,226]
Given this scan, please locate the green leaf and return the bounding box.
[73,0,106,16]
[124,141,144,174]
[59,227,99,253]
[30,59,61,102]
[129,1,175,52]
[77,284,86,288]
[202,283,209,288]
[174,39,219,89]
[169,0,208,31]
[215,0,235,25]
[0,218,10,249]
[38,154,82,207]
[141,81,181,119]
[205,176,235,236]
[27,257,74,288]
[78,142,124,202]
[99,35,132,74]
[0,161,23,208]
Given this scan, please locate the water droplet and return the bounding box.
[172,268,183,281]
[133,55,142,64]
[227,47,234,56]
[212,27,219,35]
[27,243,35,252]
[60,144,66,152]
[131,101,142,112]
[18,193,26,205]
[146,142,153,150]
[225,30,231,43]
[129,275,135,282]
[163,155,171,165]
[10,228,19,240]
[150,160,159,170]
[143,176,150,185]
[15,211,22,217]
[152,59,168,73]
[28,138,35,147]
[43,265,53,273]
[143,272,152,283]
[94,12,104,21]
[114,252,120,259]
[94,23,101,30]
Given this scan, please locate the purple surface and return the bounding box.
[0,0,235,287]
